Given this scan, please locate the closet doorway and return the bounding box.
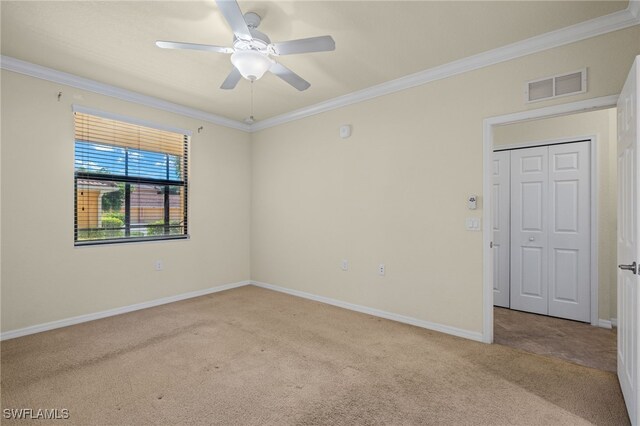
[487,106,619,372]
[493,140,593,323]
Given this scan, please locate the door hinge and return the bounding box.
[490,241,494,248]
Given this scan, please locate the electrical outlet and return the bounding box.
[341,259,349,271]
[378,263,385,276]
[155,260,163,271]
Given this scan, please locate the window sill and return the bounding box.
[74,235,190,247]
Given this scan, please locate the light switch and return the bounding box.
[465,217,481,231]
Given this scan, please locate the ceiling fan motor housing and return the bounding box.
[234,28,271,52]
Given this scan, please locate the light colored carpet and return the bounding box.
[494,307,617,372]
[1,285,629,425]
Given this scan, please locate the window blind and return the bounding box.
[74,112,189,245]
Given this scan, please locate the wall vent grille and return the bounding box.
[526,69,587,103]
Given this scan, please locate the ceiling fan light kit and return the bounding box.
[230,50,273,81]
[156,0,335,92]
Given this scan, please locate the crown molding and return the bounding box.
[0,55,251,132]
[629,0,640,19]
[251,5,640,132]
[2,3,638,134]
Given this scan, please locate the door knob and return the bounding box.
[618,262,637,274]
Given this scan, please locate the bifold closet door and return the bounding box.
[510,146,549,315]
[547,142,590,322]
[493,151,510,308]
[508,141,591,321]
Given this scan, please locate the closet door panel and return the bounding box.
[493,151,511,308]
[510,146,549,315]
[548,141,590,322]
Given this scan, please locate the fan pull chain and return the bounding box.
[243,81,255,125]
[250,80,254,122]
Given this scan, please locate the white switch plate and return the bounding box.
[155,260,163,271]
[341,259,349,271]
[378,263,385,276]
[465,217,481,231]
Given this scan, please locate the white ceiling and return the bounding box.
[0,1,629,123]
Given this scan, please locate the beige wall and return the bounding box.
[2,26,639,337]
[494,108,618,321]
[0,70,252,332]
[251,27,640,334]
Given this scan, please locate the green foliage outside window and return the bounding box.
[101,183,125,212]
[147,220,183,236]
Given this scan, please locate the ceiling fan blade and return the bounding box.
[271,36,335,56]
[156,40,233,54]
[215,0,252,41]
[220,67,242,90]
[270,62,311,91]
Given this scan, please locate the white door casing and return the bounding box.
[484,95,617,344]
[510,146,549,315]
[548,142,591,322]
[617,56,639,426]
[493,151,511,308]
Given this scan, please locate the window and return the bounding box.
[74,110,189,245]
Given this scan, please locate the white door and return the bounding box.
[548,142,591,322]
[493,151,510,307]
[510,146,549,315]
[617,56,640,426]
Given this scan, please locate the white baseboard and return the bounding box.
[597,318,619,329]
[0,280,251,341]
[598,319,612,329]
[250,280,484,342]
[1,279,485,343]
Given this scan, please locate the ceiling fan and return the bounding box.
[156,0,335,91]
